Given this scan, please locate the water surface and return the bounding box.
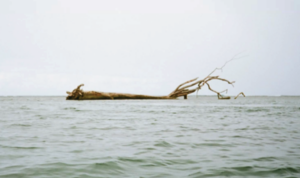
[0,96,300,177]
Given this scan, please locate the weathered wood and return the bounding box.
[66,57,245,100]
[218,94,231,100]
[234,92,246,99]
[66,84,173,100]
[67,91,170,100]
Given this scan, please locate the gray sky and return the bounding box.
[0,0,299,96]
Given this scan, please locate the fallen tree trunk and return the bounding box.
[66,88,170,100]
[66,76,242,100]
[66,56,246,100]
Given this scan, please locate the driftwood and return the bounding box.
[66,57,245,100]
[234,92,246,99]
[218,93,231,100]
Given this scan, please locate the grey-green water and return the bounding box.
[0,96,300,178]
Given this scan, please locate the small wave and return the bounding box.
[31,161,125,176]
[246,108,270,112]
[165,159,197,165]
[37,162,75,168]
[63,107,77,110]
[0,173,25,178]
[63,107,88,112]
[189,170,236,178]
[253,167,300,176]
[253,156,277,161]
[90,161,125,175]
[138,159,168,167]
[192,143,235,147]
[9,123,31,127]
[70,150,83,153]
[0,145,42,149]
[98,126,134,130]
[193,166,300,177]
[118,157,145,163]
[154,141,173,148]
[143,147,156,151]
[231,166,253,171]
[19,106,30,110]
[143,173,173,177]
[175,135,184,137]
[93,161,123,170]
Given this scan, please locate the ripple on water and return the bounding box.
[188,166,300,178]
[9,123,32,127]
[0,96,300,178]
[0,144,42,150]
[154,141,173,148]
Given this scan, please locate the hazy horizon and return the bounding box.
[1,0,299,96]
[1,94,299,97]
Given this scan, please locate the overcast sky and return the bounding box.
[0,0,299,96]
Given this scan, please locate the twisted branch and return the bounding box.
[169,53,247,99]
[168,75,236,99]
[66,84,84,100]
[234,92,246,99]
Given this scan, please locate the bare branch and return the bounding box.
[76,84,84,90]
[205,77,235,87]
[175,78,198,91]
[234,92,246,99]
[205,83,220,94]
[206,52,248,78]
[168,77,200,98]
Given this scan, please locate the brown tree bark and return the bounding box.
[66,88,170,100]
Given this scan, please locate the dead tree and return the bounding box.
[66,56,245,100]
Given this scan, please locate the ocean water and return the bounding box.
[0,96,299,178]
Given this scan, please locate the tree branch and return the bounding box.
[234,92,246,99]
